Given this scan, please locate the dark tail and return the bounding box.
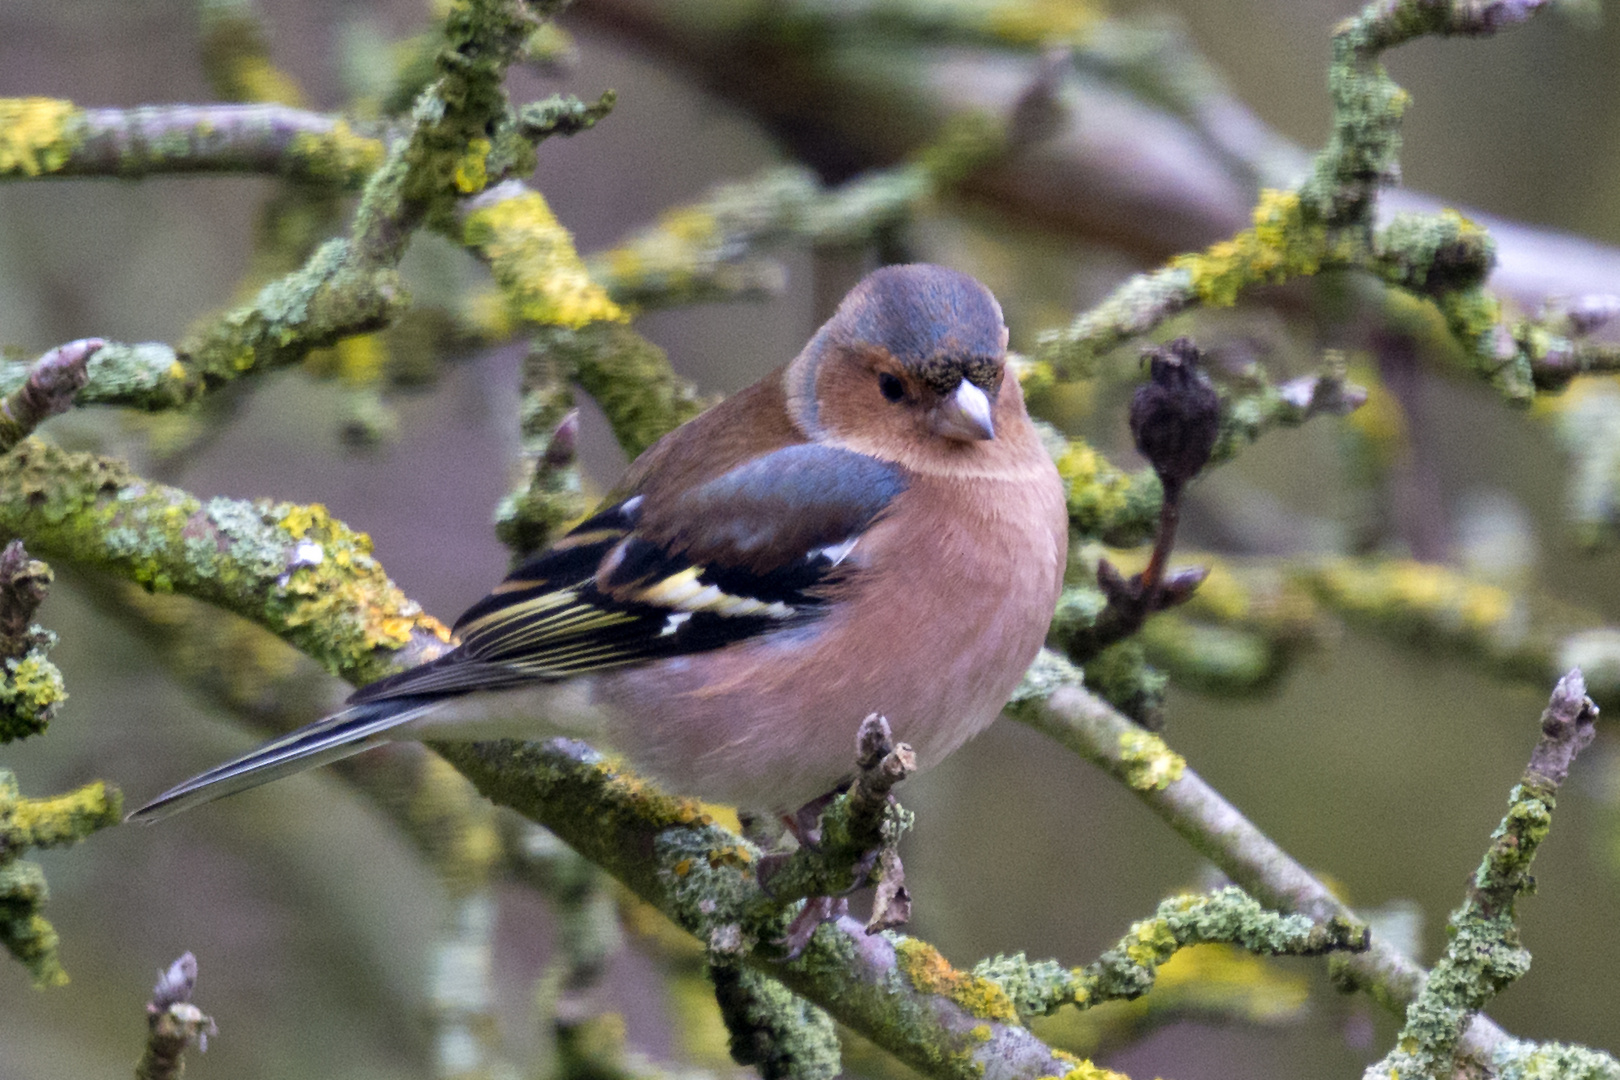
[127,697,442,823]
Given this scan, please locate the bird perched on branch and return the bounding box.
[131,264,1069,823]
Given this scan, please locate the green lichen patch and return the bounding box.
[1082,641,1167,726]
[0,644,67,743]
[972,953,1078,1017]
[560,323,712,459]
[711,964,843,1080]
[287,119,385,188]
[0,98,85,177]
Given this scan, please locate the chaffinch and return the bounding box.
[131,264,1069,823]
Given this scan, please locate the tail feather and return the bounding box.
[127,698,442,823]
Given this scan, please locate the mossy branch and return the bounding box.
[434,738,1093,1080]
[590,113,1006,309]
[974,888,1364,1020]
[0,98,384,186]
[1033,0,1619,408]
[0,773,123,986]
[1008,650,1515,1066]
[1365,669,1610,1080]
[0,440,449,686]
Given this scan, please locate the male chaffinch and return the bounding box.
[131,264,1069,823]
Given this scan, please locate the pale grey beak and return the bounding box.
[931,380,996,441]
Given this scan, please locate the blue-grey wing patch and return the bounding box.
[350,444,906,706]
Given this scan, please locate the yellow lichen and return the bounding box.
[1122,916,1178,967]
[1116,729,1185,791]
[334,333,386,387]
[0,98,83,177]
[6,780,118,844]
[1312,558,1515,638]
[983,0,1101,45]
[658,206,720,245]
[230,56,305,106]
[462,190,627,329]
[894,938,1020,1024]
[454,137,492,194]
[1171,189,1329,307]
[276,503,336,542]
[1057,439,1135,520]
[1036,1055,1130,1080]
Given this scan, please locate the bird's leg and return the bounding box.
[759,715,916,958]
[785,789,844,851]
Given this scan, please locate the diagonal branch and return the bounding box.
[1007,650,1516,1066]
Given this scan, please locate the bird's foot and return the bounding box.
[776,895,849,959]
[755,715,917,956]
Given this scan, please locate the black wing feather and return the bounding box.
[349,445,906,706]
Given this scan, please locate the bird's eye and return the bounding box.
[878,372,905,403]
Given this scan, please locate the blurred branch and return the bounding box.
[588,111,1006,309]
[574,0,1620,320]
[0,97,383,186]
[1054,551,1620,705]
[0,770,121,986]
[197,0,305,106]
[1364,669,1612,1080]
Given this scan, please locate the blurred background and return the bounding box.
[2,1,1620,1078]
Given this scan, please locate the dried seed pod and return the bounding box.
[1129,337,1220,493]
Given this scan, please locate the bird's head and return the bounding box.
[786,264,1011,460]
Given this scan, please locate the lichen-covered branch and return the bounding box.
[0,440,449,686]
[589,113,1004,309]
[0,772,123,985]
[710,963,842,1080]
[0,540,121,986]
[0,540,68,743]
[0,97,384,186]
[0,0,583,418]
[434,738,1094,1080]
[974,888,1364,1020]
[1032,0,1620,412]
[1365,669,1610,1080]
[453,180,710,459]
[1008,650,1514,1066]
